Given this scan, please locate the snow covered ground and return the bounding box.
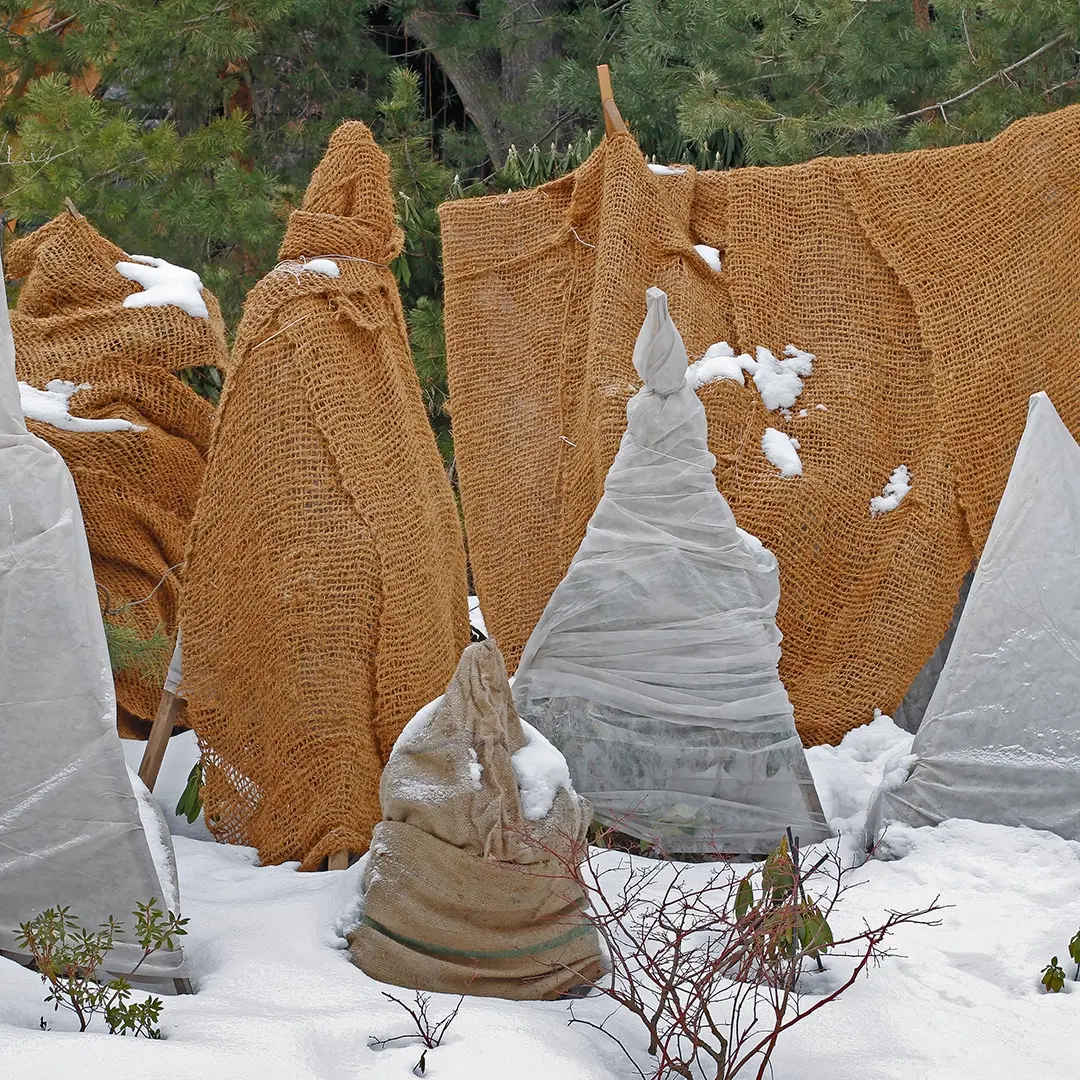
[3,716,1079,1079]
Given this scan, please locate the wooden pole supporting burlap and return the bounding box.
[138,631,184,791]
[597,65,627,137]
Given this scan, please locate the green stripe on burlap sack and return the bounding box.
[359,913,596,961]
[349,820,604,1000]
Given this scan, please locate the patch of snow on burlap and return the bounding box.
[511,720,572,821]
[762,428,803,477]
[871,465,912,517]
[19,380,144,433]
[693,244,722,272]
[752,345,814,411]
[116,255,209,319]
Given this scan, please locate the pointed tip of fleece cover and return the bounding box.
[1011,390,1080,482]
[633,287,688,395]
[1026,389,1058,424]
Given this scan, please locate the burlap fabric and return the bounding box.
[440,106,1080,747]
[183,121,469,870]
[349,639,604,999]
[6,212,222,738]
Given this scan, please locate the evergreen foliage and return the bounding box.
[1,1,1076,431]
[102,617,172,688]
[17,899,188,1036]
[546,0,1080,165]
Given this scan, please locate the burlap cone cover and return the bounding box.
[440,105,1080,747]
[183,121,469,870]
[349,639,604,1000]
[6,212,222,737]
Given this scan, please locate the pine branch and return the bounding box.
[894,32,1072,122]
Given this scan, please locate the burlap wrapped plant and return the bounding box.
[183,121,469,870]
[349,638,605,1000]
[6,210,223,737]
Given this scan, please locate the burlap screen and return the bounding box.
[440,106,1080,747]
[6,212,222,738]
[183,121,469,870]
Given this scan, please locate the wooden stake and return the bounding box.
[327,850,351,871]
[63,197,83,219]
[597,65,627,137]
[138,688,181,792]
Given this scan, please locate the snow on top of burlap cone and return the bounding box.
[382,638,590,865]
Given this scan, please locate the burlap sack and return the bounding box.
[439,106,1080,746]
[349,639,604,999]
[183,121,469,870]
[6,212,222,737]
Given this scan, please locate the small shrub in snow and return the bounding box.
[538,826,941,1080]
[1041,957,1066,993]
[369,990,463,1075]
[1038,927,1080,990]
[1040,927,1080,990]
[16,899,188,1036]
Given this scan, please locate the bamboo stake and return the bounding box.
[138,690,180,791]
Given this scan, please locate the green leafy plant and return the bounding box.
[175,759,204,825]
[15,899,188,1036]
[179,365,224,405]
[1039,925,1080,988]
[1069,928,1080,980]
[1041,956,1066,994]
[97,566,181,685]
[736,832,835,970]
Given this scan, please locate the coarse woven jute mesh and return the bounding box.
[6,212,222,738]
[183,121,470,870]
[439,105,1080,747]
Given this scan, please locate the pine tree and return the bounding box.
[543,0,1080,166]
[102,617,172,687]
[375,66,455,457]
[0,1,398,322]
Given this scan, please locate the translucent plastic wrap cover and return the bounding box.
[512,288,828,854]
[870,392,1080,843]
[0,250,187,987]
